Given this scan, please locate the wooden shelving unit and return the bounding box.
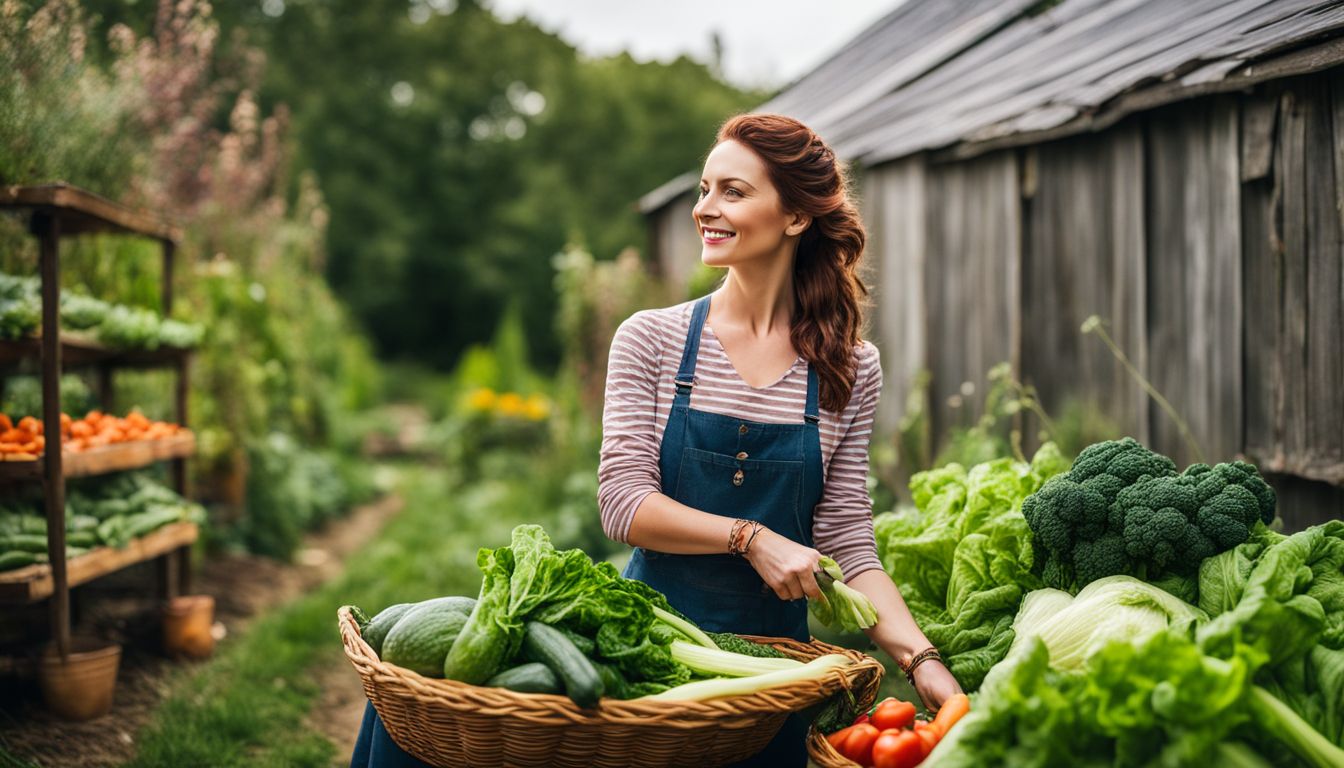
[0,183,196,659]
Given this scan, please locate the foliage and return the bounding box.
[71,0,763,370]
[0,0,382,556]
[872,444,1069,690]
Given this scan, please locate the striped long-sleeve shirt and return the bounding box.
[597,299,884,579]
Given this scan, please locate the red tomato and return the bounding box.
[826,724,858,749]
[871,729,925,768]
[870,698,917,731]
[852,712,871,726]
[838,723,881,766]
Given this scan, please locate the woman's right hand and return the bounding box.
[744,527,824,601]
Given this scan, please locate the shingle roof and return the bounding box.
[760,0,1344,164]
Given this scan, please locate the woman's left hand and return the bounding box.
[911,660,963,712]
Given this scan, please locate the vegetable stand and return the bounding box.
[0,183,196,665]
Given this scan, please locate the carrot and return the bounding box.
[930,693,971,738]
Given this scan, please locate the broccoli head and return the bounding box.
[1067,437,1177,490]
[1072,534,1131,585]
[1209,461,1277,525]
[1022,475,1110,557]
[1022,438,1280,593]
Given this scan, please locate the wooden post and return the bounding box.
[35,212,69,662]
[172,356,188,497]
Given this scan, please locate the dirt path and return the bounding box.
[0,492,404,768]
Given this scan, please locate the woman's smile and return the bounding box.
[701,226,736,245]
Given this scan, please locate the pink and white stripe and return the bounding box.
[598,299,883,579]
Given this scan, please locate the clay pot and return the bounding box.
[162,594,216,659]
[39,638,121,721]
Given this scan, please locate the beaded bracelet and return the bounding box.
[900,647,943,686]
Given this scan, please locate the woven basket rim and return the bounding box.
[338,605,883,725]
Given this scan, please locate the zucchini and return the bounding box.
[18,515,46,535]
[521,621,604,708]
[125,508,182,539]
[485,663,562,694]
[0,551,37,571]
[67,530,98,548]
[0,533,49,553]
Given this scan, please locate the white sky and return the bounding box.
[485,0,906,89]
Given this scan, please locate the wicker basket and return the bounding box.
[807,724,863,768]
[338,606,883,767]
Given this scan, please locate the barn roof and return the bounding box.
[761,0,1344,164]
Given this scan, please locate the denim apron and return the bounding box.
[621,294,824,766]
[352,295,823,768]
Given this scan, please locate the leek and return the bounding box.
[644,654,851,701]
[669,640,802,677]
[652,605,718,649]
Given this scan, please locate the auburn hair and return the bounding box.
[715,113,869,413]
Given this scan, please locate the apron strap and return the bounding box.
[803,364,820,424]
[674,296,712,404]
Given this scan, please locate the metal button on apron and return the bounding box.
[738,424,748,435]
[736,451,748,460]
[733,469,744,486]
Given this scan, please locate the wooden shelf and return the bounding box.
[0,521,197,603]
[0,184,181,242]
[0,433,195,482]
[0,335,193,370]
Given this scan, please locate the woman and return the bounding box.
[598,113,962,766]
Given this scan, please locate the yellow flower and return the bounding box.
[496,392,525,417]
[524,394,550,421]
[466,387,497,412]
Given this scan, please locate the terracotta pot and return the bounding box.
[39,638,121,721]
[162,594,216,659]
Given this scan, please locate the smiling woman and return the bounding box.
[594,113,965,766]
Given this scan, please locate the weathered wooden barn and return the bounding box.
[639,0,1344,526]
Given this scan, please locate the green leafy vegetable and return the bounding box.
[1009,575,1207,671]
[810,556,877,631]
[875,443,1066,690]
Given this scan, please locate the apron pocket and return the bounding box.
[673,447,802,522]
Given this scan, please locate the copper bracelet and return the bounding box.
[727,518,750,556]
[741,521,764,555]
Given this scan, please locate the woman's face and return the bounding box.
[693,139,807,268]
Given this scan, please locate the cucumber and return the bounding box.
[0,551,37,571]
[0,534,49,553]
[485,663,562,694]
[521,621,604,708]
[67,530,98,548]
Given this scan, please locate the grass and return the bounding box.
[120,461,548,767]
